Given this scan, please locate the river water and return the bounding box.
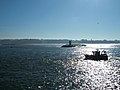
[0,44,120,90]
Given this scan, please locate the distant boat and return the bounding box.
[61,41,76,47]
[84,49,108,60]
[80,44,86,46]
[61,44,76,47]
[61,41,86,47]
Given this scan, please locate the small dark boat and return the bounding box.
[61,44,76,47]
[61,41,76,47]
[80,44,86,46]
[61,41,86,47]
[84,49,108,60]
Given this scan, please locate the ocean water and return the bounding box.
[0,44,120,90]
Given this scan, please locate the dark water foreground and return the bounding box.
[0,44,120,90]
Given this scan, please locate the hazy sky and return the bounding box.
[0,0,120,40]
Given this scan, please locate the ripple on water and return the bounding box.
[0,44,120,90]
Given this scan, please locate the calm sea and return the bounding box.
[0,44,120,90]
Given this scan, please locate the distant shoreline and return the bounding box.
[0,39,120,45]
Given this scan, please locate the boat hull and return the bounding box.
[61,45,76,47]
[84,54,108,60]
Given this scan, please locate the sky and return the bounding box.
[0,0,120,40]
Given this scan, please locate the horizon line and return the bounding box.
[0,38,120,41]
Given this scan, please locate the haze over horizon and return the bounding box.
[0,0,120,40]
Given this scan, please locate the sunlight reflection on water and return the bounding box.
[56,56,120,89]
[0,44,120,90]
[54,44,120,90]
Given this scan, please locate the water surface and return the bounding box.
[0,44,120,90]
